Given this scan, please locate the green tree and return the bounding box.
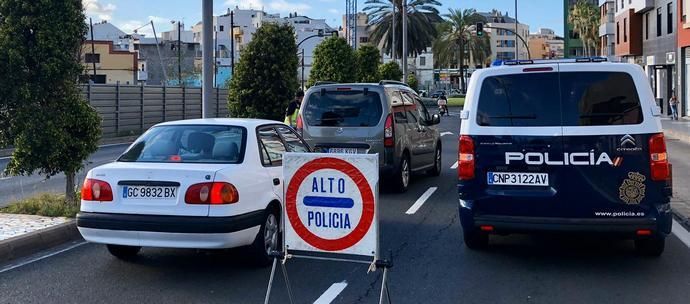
[432,8,488,92]
[356,45,381,82]
[0,0,101,202]
[228,23,298,120]
[569,0,600,56]
[407,73,418,91]
[379,61,403,81]
[308,37,356,86]
[364,0,443,59]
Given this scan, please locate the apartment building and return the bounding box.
[82,21,138,84]
[476,11,530,61]
[528,28,565,59]
[677,0,690,117]
[599,0,617,59]
[565,0,599,57]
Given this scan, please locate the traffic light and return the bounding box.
[476,22,484,37]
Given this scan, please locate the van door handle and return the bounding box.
[273,178,280,186]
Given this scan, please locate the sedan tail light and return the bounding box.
[458,135,475,180]
[82,178,114,202]
[185,182,239,205]
[649,133,670,181]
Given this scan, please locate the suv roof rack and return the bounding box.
[379,80,410,87]
[493,57,609,67]
[313,81,338,86]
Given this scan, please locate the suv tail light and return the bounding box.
[384,113,394,147]
[81,178,113,202]
[185,182,239,205]
[458,135,475,180]
[649,133,670,181]
[295,114,304,135]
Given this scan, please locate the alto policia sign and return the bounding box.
[283,153,379,256]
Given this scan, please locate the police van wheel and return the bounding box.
[106,244,141,260]
[635,236,665,257]
[463,229,489,250]
[251,209,281,266]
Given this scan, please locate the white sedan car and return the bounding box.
[77,118,310,265]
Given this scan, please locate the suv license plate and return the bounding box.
[487,172,549,186]
[328,148,359,154]
[122,186,178,199]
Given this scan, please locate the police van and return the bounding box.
[458,58,673,256]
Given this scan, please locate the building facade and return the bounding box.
[677,0,690,117]
[565,0,599,57]
[599,0,617,59]
[81,40,138,84]
[476,12,530,61]
[528,28,565,59]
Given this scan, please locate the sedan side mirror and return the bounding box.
[431,114,441,125]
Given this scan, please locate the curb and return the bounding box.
[0,220,82,264]
[672,209,690,232]
[664,129,690,144]
[0,136,136,158]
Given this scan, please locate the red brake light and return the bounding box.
[81,178,113,202]
[384,113,394,147]
[637,229,652,236]
[458,135,475,180]
[186,182,239,205]
[649,133,670,181]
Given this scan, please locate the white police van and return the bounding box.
[458,58,673,256]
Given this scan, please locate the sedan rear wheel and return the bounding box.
[106,244,141,260]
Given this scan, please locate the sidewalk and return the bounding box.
[661,117,690,143]
[662,117,690,228]
[0,214,79,263]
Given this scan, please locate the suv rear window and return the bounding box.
[476,71,643,127]
[118,125,246,163]
[304,90,383,127]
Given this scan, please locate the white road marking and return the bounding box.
[450,161,458,169]
[672,220,690,249]
[440,132,454,137]
[0,241,86,274]
[406,187,438,215]
[313,281,348,304]
[0,156,10,160]
[0,176,11,181]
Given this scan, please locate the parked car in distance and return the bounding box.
[297,81,442,192]
[77,118,310,265]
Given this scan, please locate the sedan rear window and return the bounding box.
[303,90,383,127]
[118,125,246,163]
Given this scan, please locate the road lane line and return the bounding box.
[0,176,11,181]
[440,132,454,137]
[672,220,690,249]
[0,241,86,274]
[0,156,9,160]
[406,187,437,215]
[450,161,458,169]
[313,281,348,304]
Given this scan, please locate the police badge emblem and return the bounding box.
[619,172,646,204]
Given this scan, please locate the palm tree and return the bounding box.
[432,8,488,92]
[364,0,442,59]
[569,0,600,56]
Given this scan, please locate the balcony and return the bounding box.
[137,70,148,81]
[599,22,615,37]
[598,0,612,6]
[632,0,655,13]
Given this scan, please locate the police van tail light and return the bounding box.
[295,114,304,135]
[649,133,670,181]
[458,135,475,180]
[81,178,113,202]
[186,182,239,205]
[384,113,395,147]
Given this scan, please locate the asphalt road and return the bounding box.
[0,144,130,208]
[3,113,690,304]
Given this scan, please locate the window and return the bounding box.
[476,72,561,127]
[258,127,287,166]
[303,90,383,127]
[616,22,620,44]
[657,8,662,36]
[84,53,100,63]
[560,72,642,126]
[645,13,649,40]
[496,51,515,60]
[276,126,309,152]
[118,125,246,163]
[621,0,624,9]
[359,37,369,43]
[219,25,224,32]
[419,56,426,66]
[666,3,673,34]
[624,18,627,42]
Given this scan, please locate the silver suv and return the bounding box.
[297,81,442,192]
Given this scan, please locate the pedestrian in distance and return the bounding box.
[437,92,449,116]
[285,90,304,127]
[670,94,680,121]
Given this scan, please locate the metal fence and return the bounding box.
[81,84,229,138]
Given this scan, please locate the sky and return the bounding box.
[82,0,565,38]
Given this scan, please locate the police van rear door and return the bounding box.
[469,63,566,217]
[558,63,666,218]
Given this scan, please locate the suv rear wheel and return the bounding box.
[428,143,442,177]
[463,228,489,250]
[106,244,141,260]
[392,154,411,193]
[635,236,665,257]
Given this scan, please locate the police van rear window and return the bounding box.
[476,72,643,127]
[304,90,383,127]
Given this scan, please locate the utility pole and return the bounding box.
[177,21,182,86]
[214,29,218,87]
[231,11,235,75]
[402,1,408,83]
[515,0,519,60]
[89,18,97,80]
[150,21,168,83]
[202,0,213,118]
[392,2,396,63]
[301,49,305,90]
